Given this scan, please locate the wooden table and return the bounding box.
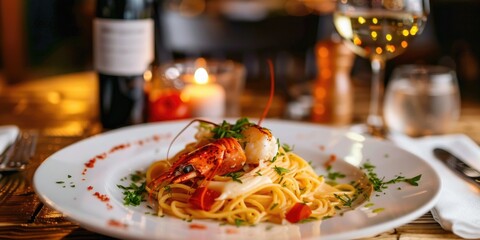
[1,72,477,239]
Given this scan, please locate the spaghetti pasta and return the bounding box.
[146,143,358,225]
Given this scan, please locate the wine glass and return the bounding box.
[333,0,430,137]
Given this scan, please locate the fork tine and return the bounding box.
[0,141,15,165]
[9,131,38,168]
[0,130,38,171]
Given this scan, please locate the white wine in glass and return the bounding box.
[333,0,429,137]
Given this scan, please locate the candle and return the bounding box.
[181,67,226,118]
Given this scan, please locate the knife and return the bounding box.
[433,147,480,187]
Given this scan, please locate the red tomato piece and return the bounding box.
[285,202,312,223]
[148,90,190,122]
[189,187,221,211]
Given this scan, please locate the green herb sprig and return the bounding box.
[225,171,243,183]
[212,118,251,139]
[117,172,147,206]
[281,143,294,152]
[361,162,422,192]
[334,193,354,208]
[326,165,346,181]
[117,182,146,206]
[273,166,289,176]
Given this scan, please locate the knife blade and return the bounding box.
[433,147,480,187]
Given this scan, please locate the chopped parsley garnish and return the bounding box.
[56,181,65,184]
[373,208,385,213]
[270,154,278,163]
[234,218,246,227]
[361,162,422,192]
[326,166,346,181]
[334,193,354,208]
[225,171,243,183]
[130,171,145,182]
[281,143,294,152]
[164,185,172,194]
[386,174,422,186]
[273,166,289,176]
[212,118,251,139]
[299,216,318,223]
[117,172,147,206]
[364,202,374,208]
[270,203,278,210]
[117,181,146,206]
[255,170,263,176]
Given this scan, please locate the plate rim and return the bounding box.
[33,119,442,239]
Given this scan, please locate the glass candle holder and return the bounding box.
[148,58,245,121]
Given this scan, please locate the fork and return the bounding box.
[0,130,38,171]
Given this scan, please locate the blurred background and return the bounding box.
[0,0,479,101]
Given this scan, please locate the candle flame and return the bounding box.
[194,68,209,84]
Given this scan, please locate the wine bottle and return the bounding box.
[94,0,154,129]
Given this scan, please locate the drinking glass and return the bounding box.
[333,0,430,137]
[384,65,460,137]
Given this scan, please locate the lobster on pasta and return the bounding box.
[145,118,357,225]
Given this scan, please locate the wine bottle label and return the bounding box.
[94,19,154,76]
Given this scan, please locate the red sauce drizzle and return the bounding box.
[96,153,107,159]
[109,143,131,154]
[189,224,207,230]
[108,219,128,228]
[85,158,96,168]
[324,154,337,168]
[94,192,110,202]
[81,134,170,176]
[226,228,238,234]
[80,134,171,208]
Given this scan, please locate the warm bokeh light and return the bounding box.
[372,18,378,24]
[194,67,209,84]
[386,44,396,53]
[358,16,366,24]
[47,91,61,104]
[318,46,329,58]
[410,26,419,35]
[401,41,408,48]
[402,29,410,36]
[386,34,392,41]
[314,87,326,99]
[143,70,152,82]
[353,37,362,46]
[375,47,383,54]
[371,31,378,39]
[321,69,332,79]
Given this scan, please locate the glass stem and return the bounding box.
[367,57,386,137]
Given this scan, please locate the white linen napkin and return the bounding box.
[391,133,480,239]
[0,125,19,154]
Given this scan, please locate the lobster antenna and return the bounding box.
[258,59,275,126]
[166,119,219,162]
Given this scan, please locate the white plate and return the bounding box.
[33,119,441,240]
